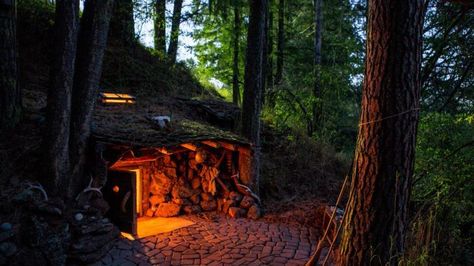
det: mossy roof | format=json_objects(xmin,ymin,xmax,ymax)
[{"xmin": 92, "ymin": 104, "xmax": 248, "ymax": 148}]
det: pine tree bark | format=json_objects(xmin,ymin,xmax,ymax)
[
  {"xmin": 232, "ymin": 3, "xmax": 241, "ymax": 105},
  {"xmin": 42, "ymin": 0, "xmax": 79, "ymax": 195},
  {"xmin": 261, "ymin": 2, "xmax": 270, "ymax": 105},
  {"xmin": 154, "ymin": 0, "xmax": 166, "ymax": 56},
  {"xmin": 266, "ymin": 9, "xmax": 274, "ymax": 96},
  {"xmin": 0, "ymin": 0, "xmax": 21, "ymax": 131},
  {"xmin": 69, "ymin": 0, "xmax": 114, "ymax": 198},
  {"xmin": 311, "ymin": 0, "xmax": 322, "ymax": 136},
  {"xmin": 168, "ymin": 0, "xmax": 183, "ymax": 64},
  {"xmin": 275, "ymin": 0, "xmax": 284, "ymax": 84},
  {"xmin": 109, "ymin": 0, "xmax": 134, "ymax": 46},
  {"xmin": 241, "ymin": 0, "xmax": 267, "ymax": 194},
  {"xmin": 338, "ymin": 0, "xmax": 424, "ymax": 264}
]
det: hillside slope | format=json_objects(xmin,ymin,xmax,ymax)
[
  {"xmin": 17, "ymin": 0, "xmax": 207, "ymax": 100},
  {"xmin": 10, "ymin": 0, "xmax": 348, "ymax": 228}
]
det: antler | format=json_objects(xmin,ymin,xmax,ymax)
[
  {"xmin": 75, "ymin": 176, "xmax": 103, "ymax": 201},
  {"xmin": 25, "ymin": 182, "xmax": 48, "ymax": 201}
]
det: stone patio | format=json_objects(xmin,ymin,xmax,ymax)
[{"xmin": 94, "ymin": 214, "xmax": 319, "ymax": 265}]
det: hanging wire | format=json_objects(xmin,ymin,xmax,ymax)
[{"xmin": 358, "ymin": 108, "xmax": 420, "ymax": 127}]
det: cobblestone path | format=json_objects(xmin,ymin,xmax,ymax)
[{"xmin": 95, "ymin": 214, "xmax": 318, "ymax": 266}]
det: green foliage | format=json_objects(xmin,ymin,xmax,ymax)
[
  {"xmin": 404, "ymin": 112, "xmax": 474, "ymax": 264},
  {"xmin": 421, "ymin": 1, "xmax": 474, "ymax": 113},
  {"xmin": 264, "ymin": 0, "xmax": 363, "ymax": 151},
  {"xmin": 191, "ymin": 0, "xmax": 363, "ymax": 152},
  {"xmin": 191, "ymin": 1, "xmax": 247, "ymax": 100}
]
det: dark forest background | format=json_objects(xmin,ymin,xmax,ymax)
[{"xmin": 0, "ymin": 0, "xmax": 472, "ymax": 264}]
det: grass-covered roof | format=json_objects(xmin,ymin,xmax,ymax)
[{"xmin": 92, "ymin": 104, "xmax": 248, "ymax": 148}]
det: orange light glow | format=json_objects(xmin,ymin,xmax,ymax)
[
  {"xmin": 130, "ymin": 169, "xmax": 142, "ymax": 215},
  {"xmin": 135, "ymin": 217, "xmax": 195, "ymax": 238},
  {"xmin": 99, "ymin": 92, "xmax": 136, "ymax": 105},
  {"xmin": 102, "ymin": 92, "xmax": 135, "ymax": 99},
  {"xmin": 102, "ymin": 99, "xmax": 135, "ymax": 104}
]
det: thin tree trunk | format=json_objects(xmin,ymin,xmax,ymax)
[
  {"xmin": 311, "ymin": 0, "xmax": 322, "ymax": 136},
  {"xmin": 0, "ymin": 0, "xmax": 21, "ymax": 131},
  {"xmin": 154, "ymin": 0, "xmax": 167, "ymax": 56},
  {"xmin": 69, "ymin": 0, "xmax": 114, "ymax": 198},
  {"xmin": 232, "ymin": 3, "xmax": 241, "ymax": 105},
  {"xmin": 338, "ymin": 0, "xmax": 424, "ymax": 264},
  {"xmin": 168, "ymin": 0, "xmax": 184, "ymax": 64},
  {"xmin": 42, "ymin": 0, "xmax": 79, "ymax": 195},
  {"xmin": 275, "ymin": 0, "xmax": 284, "ymax": 84},
  {"xmin": 267, "ymin": 9, "xmax": 274, "ymax": 96},
  {"xmin": 241, "ymin": 0, "xmax": 267, "ymax": 195},
  {"xmin": 109, "ymin": 0, "xmax": 134, "ymax": 46},
  {"xmin": 261, "ymin": 2, "xmax": 269, "ymax": 104}
]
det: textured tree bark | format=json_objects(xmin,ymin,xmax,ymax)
[
  {"xmin": 261, "ymin": 2, "xmax": 268, "ymax": 104},
  {"xmin": 266, "ymin": 9, "xmax": 274, "ymax": 97},
  {"xmin": 69, "ymin": 0, "xmax": 114, "ymax": 198},
  {"xmin": 109, "ymin": 0, "xmax": 134, "ymax": 46},
  {"xmin": 168, "ymin": 0, "xmax": 183, "ymax": 64},
  {"xmin": 311, "ymin": 0, "xmax": 322, "ymax": 136},
  {"xmin": 232, "ymin": 3, "xmax": 241, "ymax": 106},
  {"xmin": 42, "ymin": 0, "xmax": 79, "ymax": 196},
  {"xmin": 338, "ymin": 0, "xmax": 424, "ymax": 264},
  {"xmin": 275, "ymin": 0, "xmax": 284, "ymax": 84},
  {"xmin": 0, "ymin": 0, "xmax": 21, "ymax": 131},
  {"xmin": 241, "ymin": 0, "xmax": 267, "ymax": 195},
  {"xmin": 154, "ymin": 0, "xmax": 167, "ymax": 56}
]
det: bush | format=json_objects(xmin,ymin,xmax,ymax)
[{"xmin": 404, "ymin": 113, "xmax": 474, "ymax": 265}]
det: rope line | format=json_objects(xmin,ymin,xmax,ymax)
[
  {"xmin": 321, "ymin": 171, "xmax": 356, "ymax": 266},
  {"xmin": 305, "ymin": 173, "xmax": 350, "ymax": 266},
  {"xmin": 358, "ymin": 108, "xmax": 420, "ymax": 127}
]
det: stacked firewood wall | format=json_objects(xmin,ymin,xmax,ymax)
[{"xmin": 139, "ymin": 148, "xmax": 261, "ymax": 219}]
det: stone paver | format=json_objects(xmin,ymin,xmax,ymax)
[{"xmin": 98, "ymin": 214, "xmax": 318, "ymax": 266}]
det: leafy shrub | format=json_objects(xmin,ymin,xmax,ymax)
[{"xmin": 404, "ymin": 113, "xmax": 474, "ymax": 265}]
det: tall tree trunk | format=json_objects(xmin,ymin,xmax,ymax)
[
  {"xmin": 232, "ymin": 3, "xmax": 241, "ymax": 105},
  {"xmin": 69, "ymin": 0, "xmax": 114, "ymax": 198},
  {"xmin": 154, "ymin": 0, "xmax": 166, "ymax": 56},
  {"xmin": 42, "ymin": 0, "xmax": 79, "ymax": 195},
  {"xmin": 0, "ymin": 0, "xmax": 21, "ymax": 131},
  {"xmin": 311, "ymin": 0, "xmax": 322, "ymax": 136},
  {"xmin": 109, "ymin": 0, "xmax": 134, "ymax": 46},
  {"xmin": 338, "ymin": 0, "xmax": 424, "ymax": 264},
  {"xmin": 275, "ymin": 0, "xmax": 284, "ymax": 84},
  {"xmin": 266, "ymin": 9, "xmax": 274, "ymax": 97},
  {"xmin": 168, "ymin": 0, "xmax": 183, "ymax": 64},
  {"xmin": 241, "ymin": 0, "xmax": 267, "ymax": 195},
  {"xmin": 261, "ymin": 2, "xmax": 268, "ymax": 104}
]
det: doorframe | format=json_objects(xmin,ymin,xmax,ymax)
[{"xmin": 108, "ymin": 167, "xmax": 140, "ymax": 236}]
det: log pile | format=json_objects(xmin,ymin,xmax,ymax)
[{"xmin": 139, "ymin": 147, "xmax": 261, "ymax": 219}]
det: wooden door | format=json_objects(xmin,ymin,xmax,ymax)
[{"xmin": 103, "ymin": 170, "xmax": 136, "ymax": 234}]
